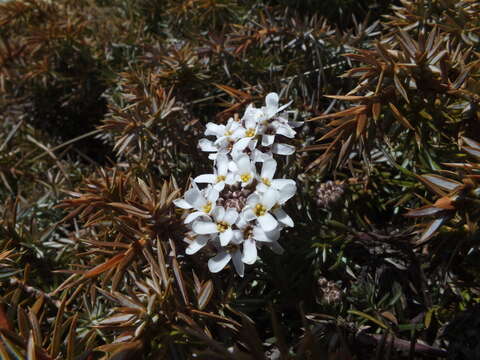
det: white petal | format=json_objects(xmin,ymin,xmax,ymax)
[
  {"xmin": 220, "ymin": 228, "xmax": 233, "ymax": 246},
  {"xmin": 185, "ymin": 236, "xmax": 209, "ymax": 255},
  {"xmin": 242, "ymin": 104, "xmax": 259, "ymax": 120},
  {"xmin": 265, "ymin": 93, "xmax": 279, "ymax": 117},
  {"xmin": 236, "ymin": 155, "xmax": 251, "ymax": 173},
  {"xmin": 242, "ymin": 239, "xmax": 257, "ymax": 264},
  {"xmin": 208, "ymin": 251, "xmax": 231, "ymax": 273},
  {"xmin": 262, "ymin": 134, "xmax": 276, "ymax": 147},
  {"xmin": 194, "ymin": 174, "xmax": 216, "ymax": 184},
  {"xmin": 205, "ymin": 123, "xmax": 225, "ymax": 137},
  {"xmin": 272, "ymin": 143, "xmax": 295, "ymax": 155},
  {"xmin": 265, "ymin": 227, "xmax": 281, "ymax": 241},
  {"xmin": 276, "ymin": 124, "xmax": 296, "ymax": 138},
  {"xmin": 213, "ymin": 136, "xmax": 229, "ymax": 147},
  {"xmin": 276, "ymin": 182, "xmax": 297, "ymax": 204},
  {"xmin": 253, "ymin": 226, "xmax": 279, "ymax": 242},
  {"xmin": 173, "ymin": 198, "xmax": 192, "ymax": 209},
  {"xmin": 216, "ymin": 154, "xmax": 229, "ymax": 175},
  {"xmin": 232, "ymin": 229, "xmax": 244, "ymax": 244},
  {"xmin": 185, "ymin": 188, "xmax": 207, "ymax": 210},
  {"xmin": 212, "ymin": 206, "xmax": 225, "ymax": 222},
  {"xmin": 232, "ymin": 126, "xmax": 246, "ymax": 139},
  {"xmin": 213, "ymin": 182, "xmax": 225, "ymax": 191},
  {"xmin": 206, "ymin": 188, "xmax": 220, "ymax": 203},
  {"xmin": 224, "ymin": 208, "xmax": 238, "ymax": 225},
  {"xmin": 231, "ymin": 137, "xmax": 251, "ymax": 156},
  {"xmin": 225, "ymin": 173, "xmax": 236, "ymax": 185},
  {"xmin": 235, "ymin": 214, "xmax": 249, "ymax": 229},
  {"xmin": 184, "ymin": 211, "xmax": 208, "ymax": 224},
  {"xmin": 198, "ymin": 138, "xmax": 218, "ymax": 152},
  {"xmin": 262, "ymin": 187, "xmax": 278, "ymax": 210},
  {"xmin": 261, "ymin": 159, "xmax": 277, "ymax": 180},
  {"xmin": 229, "ymin": 121, "xmax": 242, "ymax": 133},
  {"xmin": 271, "ymin": 179, "xmax": 296, "ymax": 190},
  {"xmin": 231, "ymin": 250, "xmax": 244, "ymax": 277},
  {"xmin": 243, "ymin": 208, "xmax": 256, "ymax": 222},
  {"xmin": 256, "ymin": 183, "xmax": 269, "ymax": 193},
  {"xmin": 246, "ymin": 193, "xmax": 260, "ymax": 206},
  {"xmin": 257, "ymin": 212, "xmax": 278, "ymax": 232},
  {"xmin": 192, "ymin": 221, "xmax": 218, "ymax": 234},
  {"xmin": 273, "ymin": 208, "xmax": 294, "ymax": 227},
  {"xmin": 244, "ymin": 115, "xmax": 259, "ymax": 129}
]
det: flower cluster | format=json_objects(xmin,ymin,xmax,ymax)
[
  {"xmin": 316, "ymin": 277, "xmax": 342, "ymax": 304},
  {"xmin": 174, "ymin": 93, "xmax": 302, "ymax": 276},
  {"xmin": 316, "ymin": 180, "xmax": 345, "ymax": 209}
]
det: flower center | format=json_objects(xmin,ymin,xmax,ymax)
[
  {"xmin": 261, "ymin": 177, "xmax": 271, "ymax": 186},
  {"xmin": 202, "ymin": 202, "xmax": 212, "ymax": 214},
  {"xmin": 240, "ymin": 173, "xmax": 252, "ymax": 183},
  {"xmin": 216, "ymin": 221, "xmax": 229, "ymax": 233},
  {"xmin": 245, "ymin": 128, "xmax": 255, "ymax": 137},
  {"xmin": 254, "ymin": 204, "xmax": 267, "ymax": 217},
  {"xmin": 224, "ymin": 130, "xmax": 233, "ymax": 136},
  {"xmin": 216, "ymin": 175, "xmax": 226, "ymax": 183}
]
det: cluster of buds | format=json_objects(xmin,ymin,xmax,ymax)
[
  {"xmin": 174, "ymin": 93, "xmax": 302, "ymax": 276},
  {"xmin": 316, "ymin": 277, "xmax": 342, "ymax": 304},
  {"xmin": 316, "ymin": 180, "xmax": 345, "ymax": 209}
]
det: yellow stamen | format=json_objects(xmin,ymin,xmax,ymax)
[
  {"xmin": 202, "ymin": 202, "xmax": 212, "ymax": 214},
  {"xmin": 261, "ymin": 177, "xmax": 271, "ymax": 186},
  {"xmin": 254, "ymin": 204, "xmax": 267, "ymax": 217},
  {"xmin": 216, "ymin": 221, "xmax": 229, "ymax": 233},
  {"xmin": 224, "ymin": 130, "xmax": 233, "ymax": 136},
  {"xmin": 245, "ymin": 128, "xmax": 255, "ymax": 137},
  {"xmin": 240, "ymin": 173, "xmax": 252, "ymax": 183},
  {"xmin": 216, "ymin": 175, "xmax": 226, "ymax": 183}
]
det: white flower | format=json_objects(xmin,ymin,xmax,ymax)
[
  {"xmin": 199, "ymin": 118, "xmax": 245, "ymax": 160},
  {"xmin": 173, "ymin": 186, "xmax": 219, "ymax": 224},
  {"xmin": 233, "ymin": 155, "xmax": 256, "ymax": 187},
  {"xmin": 234, "ymin": 214, "xmax": 282, "ymax": 265},
  {"xmin": 213, "ymin": 118, "xmax": 244, "ymax": 144},
  {"xmin": 271, "ymin": 181, "xmax": 297, "ymax": 227},
  {"xmin": 194, "ymin": 154, "xmax": 234, "ymax": 191},
  {"xmin": 243, "ymin": 188, "xmax": 279, "ymax": 232},
  {"xmin": 240, "ymin": 104, "xmax": 263, "ymax": 138},
  {"xmin": 208, "ymin": 237, "xmax": 244, "ymax": 277},
  {"xmin": 259, "ymin": 92, "xmax": 292, "ymax": 121},
  {"xmin": 261, "ymin": 117, "xmax": 297, "ymax": 147},
  {"xmin": 192, "ymin": 206, "xmax": 239, "ymax": 246},
  {"xmin": 256, "ymin": 158, "xmax": 297, "ymax": 194}
]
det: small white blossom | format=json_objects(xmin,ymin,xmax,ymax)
[
  {"xmin": 194, "ymin": 154, "xmax": 234, "ymax": 191},
  {"xmin": 243, "ymin": 188, "xmax": 279, "ymax": 232},
  {"xmin": 208, "ymin": 238, "xmax": 244, "ymax": 277},
  {"xmin": 173, "ymin": 186, "xmax": 219, "ymax": 224},
  {"xmin": 192, "ymin": 206, "xmax": 239, "ymax": 246},
  {"xmin": 233, "ymin": 155, "xmax": 256, "ymax": 187}
]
